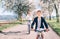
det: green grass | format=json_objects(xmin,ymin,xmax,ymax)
[
  {"xmin": 47, "ymin": 20, "xmax": 60, "ymax": 36},
  {"xmin": 0, "ymin": 24, "xmax": 17, "ymax": 31},
  {"xmin": 0, "ymin": 20, "xmax": 27, "ymax": 31},
  {"xmin": 12, "ymin": 20, "xmax": 27, "ymax": 24}
]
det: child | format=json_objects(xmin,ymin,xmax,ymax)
[
  {"xmin": 26, "ymin": 10, "xmax": 32, "ymax": 34},
  {"xmin": 31, "ymin": 10, "xmax": 49, "ymax": 39}
]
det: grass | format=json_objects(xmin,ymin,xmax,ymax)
[
  {"xmin": 12, "ymin": 20, "xmax": 27, "ymax": 24},
  {"xmin": 0, "ymin": 24, "xmax": 17, "ymax": 31},
  {"xmin": 0, "ymin": 20, "xmax": 27, "ymax": 31},
  {"xmin": 47, "ymin": 20, "xmax": 60, "ymax": 36}
]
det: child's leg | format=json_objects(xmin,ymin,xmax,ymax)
[
  {"xmin": 41, "ymin": 32, "xmax": 44, "ymax": 39},
  {"xmin": 36, "ymin": 34, "xmax": 40, "ymax": 39},
  {"xmin": 27, "ymin": 21, "xmax": 31, "ymax": 34},
  {"xmin": 28, "ymin": 24, "xmax": 30, "ymax": 34},
  {"xmin": 36, "ymin": 32, "xmax": 40, "ymax": 39}
]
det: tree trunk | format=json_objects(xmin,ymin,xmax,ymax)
[
  {"xmin": 49, "ymin": 13, "xmax": 51, "ymax": 20},
  {"xmin": 54, "ymin": 4, "xmax": 59, "ymax": 23},
  {"xmin": 49, "ymin": 15, "xmax": 51, "ymax": 20}
]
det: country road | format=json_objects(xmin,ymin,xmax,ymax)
[{"xmin": 0, "ymin": 24, "xmax": 60, "ymax": 39}]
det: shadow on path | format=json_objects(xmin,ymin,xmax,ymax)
[{"xmin": 0, "ymin": 31, "xmax": 29, "ymax": 35}]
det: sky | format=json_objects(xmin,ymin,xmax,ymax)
[{"xmin": 0, "ymin": 7, "xmax": 16, "ymax": 15}]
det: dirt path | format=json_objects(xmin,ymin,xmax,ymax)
[{"xmin": 0, "ymin": 24, "xmax": 60, "ymax": 39}]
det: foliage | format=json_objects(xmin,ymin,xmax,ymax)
[
  {"xmin": 41, "ymin": 0, "xmax": 60, "ymax": 22},
  {"xmin": 1, "ymin": 0, "xmax": 31, "ymax": 18}
]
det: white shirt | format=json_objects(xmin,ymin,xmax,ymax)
[
  {"xmin": 26, "ymin": 14, "xmax": 33, "ymax": 24},
  {"xmin": 37, "ymin": 18, "xmax": 41, "ymax": 30},
  {"xmin": 26, "ymin": 15, "xmax": 32, "ymax": 20}
]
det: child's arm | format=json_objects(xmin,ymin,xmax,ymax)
[
  {"xmin": 42, "ymin": 17, "xmax": 49, "ymax": 32},
  {"xmin": 31, "ymin": 18, "xmax": 35, "ymax": 29},
  {"xmin": 42, "ymin": 17, "xmax": 48, "ymax": 29}
]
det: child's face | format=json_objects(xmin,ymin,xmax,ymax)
[
  {"xmin": 37, "ymin": 12, "xmax": 42, "ymax": 17},
  {"xmin": 28, "ymin": 12, "xmax": 31, "ymax": 15},
  {"xmin": 28, "ymin": 11, "xmax": 31, "ymax": 15}
]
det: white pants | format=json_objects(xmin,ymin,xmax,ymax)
[{"xmin": 36, "ymin": 28, "xmax": 44, "ymax": 36}]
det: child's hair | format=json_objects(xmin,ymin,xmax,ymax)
[
  {"xmin": 27, "ymin": 9, "xmax": 30, "ymax": 14},
  {"xmin": 37, "ymin": 10, "xmax": 41, "ymax": 13}
]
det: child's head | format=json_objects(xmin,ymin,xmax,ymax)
[
  {"xmin": 36, "ymin": 10, "xmax": 42, "ymax": 17},
  {"xmin": 27, "ymin": 10, "xmax": 31, "ymax": 15}
]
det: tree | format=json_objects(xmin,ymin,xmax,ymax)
[
  {"xmin": 40, "ymin": 0, "xmax": 53, "ymax": 20},
  {"xmin": 1, "ymin": 0, "xmax": 31, "ymax": 19},
  {"xmin": 54, "ymin": 4, "xmax": 59, "ymax": 22},
  {"xmin": 48, "ymin": 2, "xmax": 53, "ymax": 20},
  {"xmin": 52, "ymin": 0, "xmax": 60, "ymax": 23},
  {"xmin": 40, "ymin": 0, "xmax": 59, "ymax": 22},
  {"xmin": 48, "ymin": 0, "xmax": 59, "ymax": 22}
]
